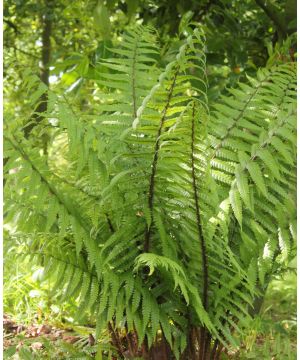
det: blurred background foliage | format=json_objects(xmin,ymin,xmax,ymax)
[
  {"xmin": 4, "ymin": 0, "xmax": 297, "ymax": 114},
  {"xmin": 4, "ymin": 0, "xmax": 297, "ymax": 358}
]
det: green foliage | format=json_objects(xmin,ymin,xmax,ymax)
[
  {"xmin": 234, "ymin": 270, "xmax": 296, "ymax": 359},
  {"xmin": 4, "ymin": 23, "xmax": 296, "ymax": 359}
]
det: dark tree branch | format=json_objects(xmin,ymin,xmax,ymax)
[
  {"xmin": 4, "ymin": 19, "xmax": 20, "ymax": 34},
  {"xmin": 40, "ymin": 10, "xmax": 52, "ymax": 87},
  {"xmin": 254, "ymin": 0, "xmax": 287, "ymax": 38},
  {"xmin": 24, "ymin": 0, "xmax": 53, "ymax": 140},
  {"xmin": 196, "ymin": 0, "xmax": 217, "ymax": 22},
  {"xmin": 9, "ymin": 45, "xmax": 40, "ymax": 60}
]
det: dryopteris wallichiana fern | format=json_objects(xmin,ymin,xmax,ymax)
[{"xmin": 4, "ymin": 25, "xmax": 296, "ymax": 359}]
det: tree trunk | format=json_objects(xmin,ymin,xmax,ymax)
[{"xmin": 24, "ymin": 0, "xmax": 53, "ymax": 146}]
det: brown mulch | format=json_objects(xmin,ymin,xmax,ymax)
[{"xmin": 3, "ymin": 313, "xmax": 85, "ymax": 351}]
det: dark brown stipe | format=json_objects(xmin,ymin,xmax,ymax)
[
  {"xmin": 143, "ymin": 68, "xmax": 179, "ymax": 253},
  {"xmin": 190, "ymin": 103, "xmax": 209, "ymax": 311},
  {"xmin": 190, "ymin": 103, "xmax": 210, "ymax": 360},
  {"xmin": 108, "ymin": 321, "xmax": 124, "ymax": 358},
  {"xmin": 105, "ymin": 213, "xmax": 115, "ymax": 233}
]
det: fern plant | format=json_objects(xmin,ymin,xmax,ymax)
[{"xmin": 4, "ymin": 24, "xmax": 296, "ymax": 359}]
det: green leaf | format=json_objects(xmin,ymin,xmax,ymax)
[
  {"xmin": 94, "ymin": 1, "xmax": 111, "ymax": 39},
  {"xmin": 271, "ymin": 136, "xmax": 293, "ymax": 164},
  {"xmin": 256, "ymin": 148, "xmax": 280, "ymax": 179},
  {"xmin": 278, "ymin": 227, "xmax": 291, "ymax": 262},
  {"xmin": 238, "ymin": 151, "xmax": 250, "ymax": 168},
  {"xmin": 229, "ymin": 186, "xmax": 243, "ymax": 227},
  {"xmin": 235, "ymin": 166, "xmax": 252, "ymax": 211},
  {"xmin": 132, "ymin": 289, "xmax": 141, "ymax": 313},
  {"xmin": 247, "ymin": 161, "xmax": 268, "ymax": 197},
  {"xmin": 45, "ymin": 197, "xmax": 58, "ymax": 231},
  {"xmin": 142, "ymin": 291, "xmax": 151, "ymax": 329}
]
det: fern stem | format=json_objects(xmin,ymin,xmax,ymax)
[
  {"xmin": 250, "ymin": 88, "xmax": 295, "ymax": 163},
  {"xmin": 203, "ymin": 332, "xmax": 212, "ymax": 359},
  {"xmin": 190, "ymin": 104, "xmax": 209, "ymax": 310},
  {"xmin": 108, "ymin": 321, "xmax": 125, "ymax": 358},
  {"xmin": 5, "ymin": 136, "xmax": 91, "ymax": 239},
  {"xmin": 144, "ymin": 68, "xmax": 179, "ymax": 252},
  {"xmin": 105, "ymin": 213, "xmax": 115, "ymax": 233},
  {"xmin": 32, "ymin": 251, "xmax": 95, "ymax": 278},
  {"xmin": 50, "ymin": 171, "xmax": 116, "ymax": 234},
  {"xmin": 52, "ymin": 172, "xmax": 100, "ymax": 199},
  {"xmin": 190, "ymin": 103, "xmax": 210, "ymax": 360},
  {"xmin": 211, "ymin": 70, "xmax": 274, "ymax": 159},
  {"xmin": 124, "ymin": 323, "xmax": 135, "ymax": 357},
  {"xmin": 131, "ymin": 35, "xmax": 138, "ymax": 119},
  {"xmin": 210, "ymin": 339, "xmax": 223, "ymax": 360},
  {"xmin": 210, "ymin": 339, "xmax": 218, "ymax": 359}
]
